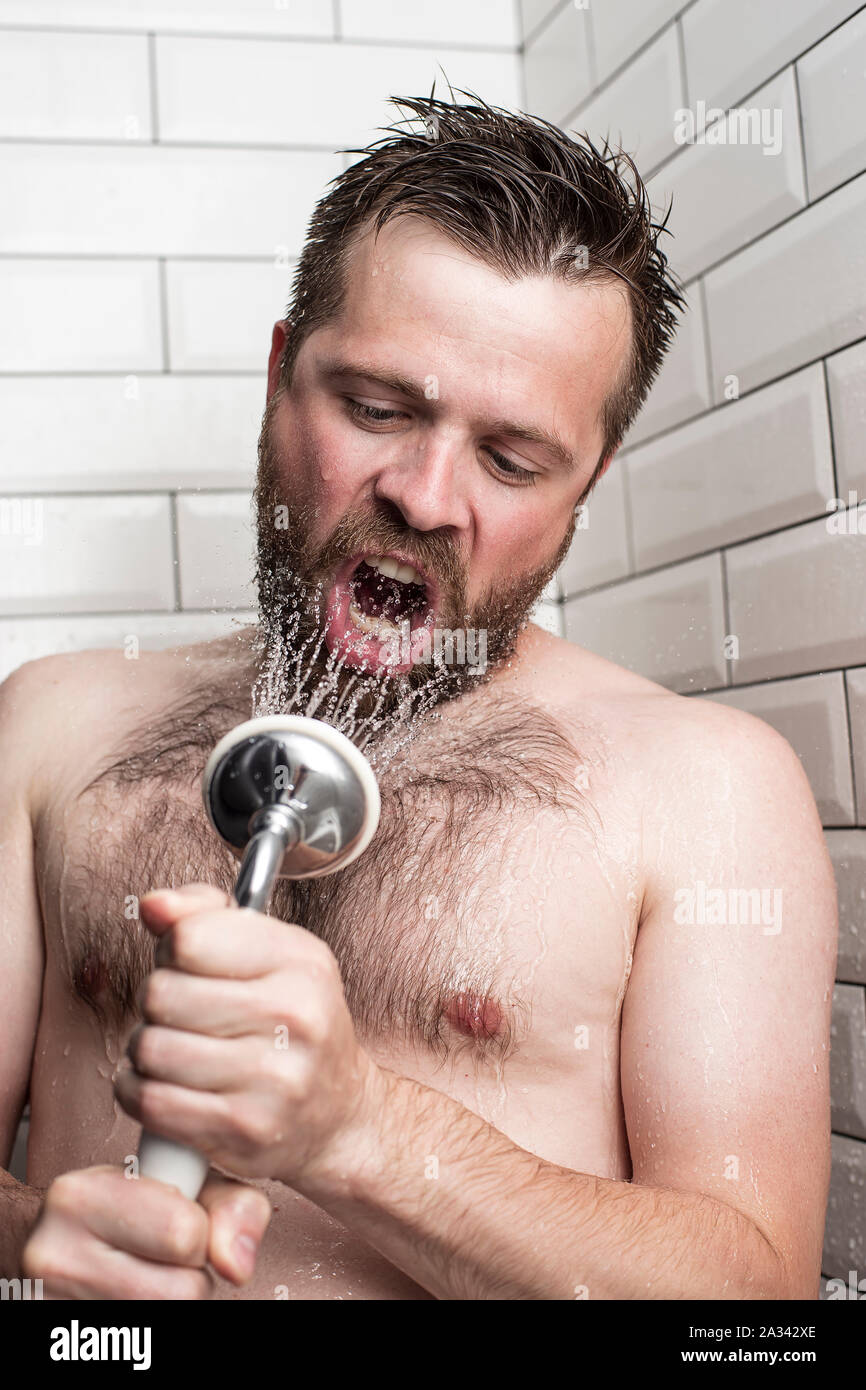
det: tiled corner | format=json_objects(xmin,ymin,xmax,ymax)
[
  {"xmin": 831, "ymin": 985, "xmax": 866, "ymax": 1139},
  {"xmin": 708, "ymin": 673, "xmax": 855, "ymax": 825},
  {"xmin": 571, "ymin": 25, "xmax": 682, "ymax": 175},
  {"xmin": 798, "ymin": 7, "xmax": 866, "ymax": 201},
  {"xmin": 681, "ymin": 0, "xmax": 863, "ymax": 113},
  {"xmin": 826, "ymin": 337, "xmax": 866, "ymax": 500},
  {"xmin": 726, "ymin": 516, "xmax": 866, "ymax": 683},
  {"xmin": 823, "ymin": 1132, "xmax": 866, "ymax": 1277},
  {"xmin": 847, "ymin": 667, "xmax": 866, "ymax": 826},
  {"xmin": 650, "ymin": 68, "xmax": 806, "ymax": 284},
  {"xmin": 704, "ymin": 172, "xmax": 866, "ymax": 400},
  {"xmin": 563, "ymin": 552, "xmax": 726, "ymax": 692},
  {"xmin": 628, "ymin": 364, "xmax": 833, "ymax": 569},
  {"xmin": 559, "ymin": 459, "xmax": 631, "ymax": 596},
  {"xmin": 621, "ymin": 293, "xmax": 711, "ymax": 448},
  {"xmin": 825, "ymin": 831, "xmax": 866, "ymax": 985},
  {"xmin": 523, "ymin": 0, "xmax": 594, "ymax": 123}
]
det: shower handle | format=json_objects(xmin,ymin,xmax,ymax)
[{"xmin": 136, "ymin": 807, "xmax": 301, "ymax": 1200}]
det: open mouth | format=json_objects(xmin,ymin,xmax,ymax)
[{"xmin": 324, "ymin": 553, "xmax": 438, "ymax": 673}]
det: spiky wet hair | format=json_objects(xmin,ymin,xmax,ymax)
[{"xmin": 279, "ymin": 87, "xmax": 685, "ymax": 493}]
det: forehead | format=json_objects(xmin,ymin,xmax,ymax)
[{"xmin": 331, "ymin": 215, "xmax": 632, "ymax": 430}]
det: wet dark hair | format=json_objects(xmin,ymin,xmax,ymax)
[{"xmin": 280, "ymin": 87, "xmax": 685, "ymax": 495}]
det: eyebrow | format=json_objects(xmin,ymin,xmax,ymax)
[{"xmin": 318, "ymin": 355, "xmax": 578, "ymax": 474}]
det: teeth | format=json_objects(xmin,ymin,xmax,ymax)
[
  {"xmin": 348, "ymin": 599, "xmax": 400, "ymax": 637},
  {"xmin": 365, "ymin": 555, "xmax": 423, "ymax": 586}
]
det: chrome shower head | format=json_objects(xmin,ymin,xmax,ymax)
[{"xmin": 202, "ymin": 715, "xmax": 381, "ymax": 900}]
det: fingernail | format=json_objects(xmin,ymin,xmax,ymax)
[{"xmin": 233, "ymin": 1233, "xmax": 259, "ymax": 1280}]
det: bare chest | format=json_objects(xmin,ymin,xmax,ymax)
[{"xmin": 37, "ymin": 702, "xmax": 638, "ymax": 1073}]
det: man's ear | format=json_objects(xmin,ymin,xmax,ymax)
[
  {"xmin": 594, "ymin": 449, "xmax": 617, "ymax": 485},
  {"xmin": 267, "ymin": 320, "xmax": 290, "ymax": 402}
]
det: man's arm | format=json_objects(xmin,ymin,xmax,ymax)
[
  {"xmin": 0, "ymin": 662, "xmax": 50, "ymax": 1273},
  {"xmin": 291, "ymin": 705, "xmax": 835, "ymax": 1300}
]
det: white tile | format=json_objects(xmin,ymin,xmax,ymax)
[
  {"xmin": 572, "ymin": 26, "xmax": 682, "ymax": 174},
  {"xmin": 628, "ymin": 365, "xmax": 834, "ymax": 568},
  {"xmin": 0, "ymin": 1, "xmax": 333, "ymax": 36},
  {"xmin": 0, "ymin": 375, "xmax": 263, "ymax": 492},
  {"xmin": 799, "ymin": 9, "xmax": 866, "ymax": 201},
  {"xmin": 830, "ymin": 985, "xmax": 866, "ymax": 1140},
  {"xmin": 727, "ymin": 516, "xmax": 866, "ymax": 683},
  {"xmin": 825, "ymin": 831, "xmax": 866, "ymax": 984},
  {"xmin": 155, "ymin": 36, "xmax": 521, "ymax": 149},
  {"xmin": 559, "ymin": 460, "xmax": 630, "ymax": 595},
  {"xmin": 651, "ymin": 69, "xmax": 806, "ymax": 282},
  {"xmin": 563, "ymin": 553, "xmax": 725, "ymax": 692},
  {"xmin": 523, "ymin": 0, "xmax": 594, "ymax": 123},
  {"xmin": 824, "ymin": 1134, "xmax": 866, "ymax": 1276},
  {"xmin": 826, "ymin": 337, "xmax": 866, "ymax": 499},
  {"xmin": 176, "ymin": 492, "xmax": 255, "ymax": 609},
  {"xmin": 682, "ymin": 0, "xmax": 863, "ymax": 112},
  {"xmin": 0, "ymin": 612, "xmax": 256, "ymax": 683},
  {"xmin": 847, "ymin": 667, "xmax": 866, "ymax": 826},
  {"xmin": 0, "ymin": 496, "xmax": 175, "ymax": 615},
  {"xmin": 0, "ymin": 260, "xmax": 162, "ymax": 372},
  {"xmin": 530, "ymin": 600, "xmax": 564, "ymax": 637},
  {"xmin": 0, "ymin": 144, "xmax": 341, "ymax": 257},
  {"xmin": 592, "ymin": 0, "xmax": 684, "ymax": 84},
  {"xmin": 622, "ymin": 291, "xmax": 711, "ymax": 447},
  {"xmin": 707, "ymin": 673, "xmax": 855, "ymax": 825},
  {"xmin": 341, "ymin": 0, "xmax": 519, "ymax": 45},
  {"xmin": 519, "ymin": 0, "xmax": 560, "ymax": 43},
  {"xmin": 704, "ymin": 173, "xmax": 866, "ymax": 400},
  {"xmin": 0, "ymin": 31, "xmax": 151, "ymax": 141},
  {"xmin": 165, "ymin": 260, "xmax": 293, "ymax": 371}
]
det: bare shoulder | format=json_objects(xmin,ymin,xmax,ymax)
[
  {"xmin": 0, "ymin": 627, "xmax": 256, "ymax": 811},
  {"xmin": 519, "ymin": 625, "xmax": 825, "ymax": 831}
]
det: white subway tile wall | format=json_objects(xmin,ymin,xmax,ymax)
[
  {"xmin": 524, "ymin": 0, "xmax": 866, "ymax": 1282},
  {"xmin": 1, "ymin": 0, "xmax": 863, "ymax": 1282}
]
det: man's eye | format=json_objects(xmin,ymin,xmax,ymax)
[
  {"xmin": 484, "ymin": 448, "xmax": 538, "ymax": 486},
  {"xmin": 346, "ymin": 399, "xmax": 403, "ymax": 424}
]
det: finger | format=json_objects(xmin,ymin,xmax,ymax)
[
  {"xmin": 139, "ymin": 969, "xmax": 276, "ymax": 1037},
  {"xmin": 114, "ymin": 1066, "xmax": 235, "ymax": 1154},
  {"xmin": 140, "ymin": 884, "xmax": 232, "ymax": 936},
  {"xmin": 31, "ymin": 1229, "xmax": 212, "ymax": 1302},
  {"xmin": 197, "ymin": 1174, "xmax": 273, "ymax": 1286},
  {"xmin": 40, "ymin": 1166, "xmax": 211, "ymax": 1267},
  {"xmin": 157, "ymin": 910, "xmax": 334, "ymax": 980},
  {"xmin": 128, "ymin": 1024, "xmax": 263, "ymax": 1092}
]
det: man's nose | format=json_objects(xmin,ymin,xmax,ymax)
[{"xmin": 372, "ymin": 440, "xmax": 471, "ymax": 534}]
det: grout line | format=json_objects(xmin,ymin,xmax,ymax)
[
  {"xmin": 620, "ymin": 330, "xmax": 866, "ymax": 458},
  {"xmin": 619, "ymin": 455, "xmax": 636, "ymax": 575},
  {"xmin": 146, "ymin": 32, "xmax": 159, "ymax": 142},
  {"xmin": 168, "ymin": 492, "xmax": 182, "ymax": 611},
  {"xmin": 157, "ymin": 258, "xmax": 170, "ymax": 372},
  {"xmin": 696, "ymin": 276, "xmax": 715, "ymax": 405},
  {"xmin": 842, "ymin": 672, "xmax": 861, "ymax": 826},
  {"xmin": 791, "ymin": 58, "xmax": 811, "ymax": 204},
  {"xmin": 675, "ymin": 14, "xmax": 690, "ymax": 109},
  {"xmin": 0, "ymin": 487, "xmax": 254, "ymax": 499},
  {"xmin": 823, "ymin": 357, "xmax": 841, "ymax": 500},
  {"xmin": 719, "ymin": 549, "xmax": 733, "ymax": 687},
  {"xmin": 0, "ymin": 609, "xmax": 259, "ymax": 622},
  {"xmin": 0, "ymin": 21, "xmax": 517, "ymax": 53}
]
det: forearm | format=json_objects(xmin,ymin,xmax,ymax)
[
  {"xmin": 0, "ymin": 1169, "xmax": 44, "ymax": 1277},
  {"xmin": 297, "ymin": 1070, "xmax": 787, "ymax": 1301}
]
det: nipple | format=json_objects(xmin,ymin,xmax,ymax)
[{"xmin": 444, "ymin": 991, "xmax": 504, "ymax": 1041}]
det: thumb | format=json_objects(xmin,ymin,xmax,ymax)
[{"xmin": 198, "ymin": 1174, "xmax": 272, "ymax": 1286}]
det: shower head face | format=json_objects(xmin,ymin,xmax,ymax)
[{"xmin": 202, "ymin": 716, "xmax": 380, "ymax": 880}]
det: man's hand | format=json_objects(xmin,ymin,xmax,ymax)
[
  {"xmin": 114, "ymin": 884, "xmax": 379, "ymax": 1185},
  {"xmin": 21, "ymin": 1166, "xmax": 271, "ymax": 1299}
]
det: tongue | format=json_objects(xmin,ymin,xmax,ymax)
[{"xmin": 352, "ymin": 563, "xmax": 425, "ymax": 624}]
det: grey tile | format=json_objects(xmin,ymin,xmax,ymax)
[
  {"xmin": 826, "ymin": 831, "xmax": 866, "ymax": 985},
  {"xmin": 831, "ymin": 984, "xmax": 866, "ymax": 1139},
  {"xmin": 798, "ymin": 7, "xmax": 866, "ymax": 200}
]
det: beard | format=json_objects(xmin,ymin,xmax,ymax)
[{"xmin": 251, "ymin": 392, "xmax": 575, "ymax": 761}]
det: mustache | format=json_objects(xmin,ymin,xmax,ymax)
[{"xmin": 310, "ymin": 507, "xmax": 467, "ymax": 598}]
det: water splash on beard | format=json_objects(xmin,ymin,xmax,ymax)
[{"xmin": 250, "ymin": 395, "xmax": 575, "ymax": 774}]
